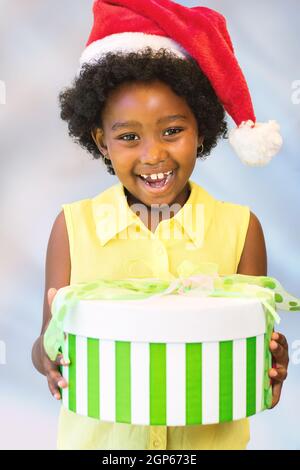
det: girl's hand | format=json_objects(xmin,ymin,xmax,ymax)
[
  {"xmin": 42, "ymin": 288, "xmax": 69, "ymax": 401},
  {"xmin": 269, "ymin": 331, "xmax": 289, "ymax": 408}
]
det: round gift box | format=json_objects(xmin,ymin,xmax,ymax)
[{"xmin": 60, "ymin": 294, "xmax": 274, "ymax": 425}]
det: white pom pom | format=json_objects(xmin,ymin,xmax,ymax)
[{"xmin": 229, "ymin": 120, "xmax": 283, "ymax": 166}]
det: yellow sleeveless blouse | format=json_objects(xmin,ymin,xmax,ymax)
[{"xmin": 57, "ymin": 179, "xmax": 251, "ymax": 450}]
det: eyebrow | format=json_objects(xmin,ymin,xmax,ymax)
[{"xmin": 111, "ymin": 114, "xmax": 188, "ymax": 131}]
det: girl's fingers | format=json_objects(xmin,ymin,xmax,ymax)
[
  {"xmin": 269, "ymin": 341, "xmax": 289, "ymax": 366},
  {"xmin": 269, "ymin": 365, "xmax": 288, "ymax": 409},
  {"xmin": 268, "ymin": 366, "xmax": 288, "ymax": 383},
  {"xmin": 271, "ymin": 332, "xmax": 289, "ymax": 350},
  {"xmin": 47, "ymin": 369, "xmax": 68, "ymax": 400},
  {"xmin": 47, "ymin": 373, "xmax": 62, "ymax": 400},
  {"xmin": 51, "ymin": 368, "xmax": 68, "ymax": 388},
  {"xmin": 59, "ymin": 358, "xmax": 70, "ymax": 366},
  {"xmin": 268, "ymin": 332, "xmax": 289, "ymax": 410},
  {"xmin": 55, "ymin": 354, "xmax": 70, "ymax": 367}
]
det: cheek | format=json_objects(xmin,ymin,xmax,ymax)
[
  {"xmin": 176, "ymin": 134, "xmax": 198, "ymax": 154},
  {"xmin": 110, "ymin": 155, "xmax": 135, "ymax": 177},
  {"xmin": 176, "ymin": 141, "xmax": 197, "ymax": 166}
]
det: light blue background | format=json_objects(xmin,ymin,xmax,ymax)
[{"xmin": 0, "ymin": 0, "xmax": 299, "ymax": 449}]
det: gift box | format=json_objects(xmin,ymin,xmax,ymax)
[{"xmin": 44, "ymin": 261, "xmax": 300, "ymax": 426}]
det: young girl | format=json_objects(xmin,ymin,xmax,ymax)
[{"xmin": 31, "ymin": 0, "xmax": 289, "ymax": 450}]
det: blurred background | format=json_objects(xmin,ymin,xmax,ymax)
[{"xmin": 0, "ymin": 0, "xmax": 299, "ymax": 450}]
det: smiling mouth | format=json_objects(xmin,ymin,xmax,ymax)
[{"xmin": 137, "ymin": 170, "xmax": 175, "ymax": 190}]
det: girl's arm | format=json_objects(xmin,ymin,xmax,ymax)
[
  {"xmin": 31, "ymin": 210, "xmax": 71, "ymax": 398},
  {"xmin": 237, "ymin": 211, "xmax": 289, "ymax": 409},
  {"xmin": 237, "ymin": 211, "xmax": 267, "ymax": 276}
]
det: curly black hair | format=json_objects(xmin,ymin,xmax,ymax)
[{"xmin": 59, "ymin": 47, "xmax": 228, "ymax": 175}]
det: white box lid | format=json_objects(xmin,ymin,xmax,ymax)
[{"xmin": 63, "ymin": 294, "xmax": 267, "ymax": 343}]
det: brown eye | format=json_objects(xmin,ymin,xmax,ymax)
[
  {"xmin": 119, "ymin": 134, "xmax": 138, "ymax": 141},
  {"xmin": 164, "ymin": 128, "xmax": 183, "ymax": 136}
]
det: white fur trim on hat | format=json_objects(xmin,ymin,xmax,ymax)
[
  {"xmin": 229, "ymin": 120, "xmax": 283, "ymax": 166},
  {"xmin": 79, "ymin": 32, "xmax": 190, "ymax": 69}
]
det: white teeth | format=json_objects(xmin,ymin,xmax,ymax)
[{"xmin": 140, "ymin": 170, "xmax": 173, "ymax": 180}]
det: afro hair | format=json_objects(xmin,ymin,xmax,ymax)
[{"xmin": 59, "ymin": 47, "xmax": 228, "ymax": 175}]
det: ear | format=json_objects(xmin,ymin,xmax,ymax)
[
  {"xmin": 198, "ymin": 135, "xmax": 204, "ymax": 147},
  {"xmin": 91, "ymin": 128, "xmax": 109, "ymax": 157}
]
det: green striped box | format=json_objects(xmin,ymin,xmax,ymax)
[{"xmin": 61, "ymin": 295, "xmax": 274, "ymax": 425}]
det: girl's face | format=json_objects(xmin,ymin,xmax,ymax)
[{"xmin": 92, "ymin": 79, "xmax": 203, "ymax": 209}]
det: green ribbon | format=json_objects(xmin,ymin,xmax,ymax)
[{"xmin": 43, "ymin": 261, "xmax": 300, "ymax": 361}]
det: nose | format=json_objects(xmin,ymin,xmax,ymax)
[{"xmin": 139, "ymin": 142, "xmax": 168, "ymax": 166}]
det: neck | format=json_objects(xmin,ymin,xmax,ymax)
[
  {"xmin": 124, "ymin": 182, "xmax": 191, "ymax": 233},
  {"xmin": 125, "ymin": 182, "xmax": 191, "ymax": 213}
]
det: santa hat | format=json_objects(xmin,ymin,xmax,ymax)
[{"xmin": 79, "ymin": 0, "xmax": 283, "ymax": 166}]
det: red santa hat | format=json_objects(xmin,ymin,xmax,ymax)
[{"xmin": 79, "ymin": 0, "xmax": 283, "ymax": 166}]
